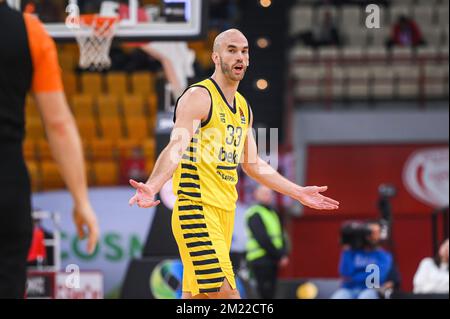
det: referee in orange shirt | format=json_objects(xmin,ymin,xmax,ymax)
[{"xmin": 0, "ymin": 0, "xmax": 98, "ymax": 298}]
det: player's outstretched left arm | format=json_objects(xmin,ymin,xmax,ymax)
[{"xmin": 241, "ymin": 114, "xmax": 339, "ymax": 211}]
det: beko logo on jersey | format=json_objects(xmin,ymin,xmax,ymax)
[
  {"xmin": 218, "ymin": 147, "xmax": 238, "ymax": 164},
  {"xmin": 217, "ymin": 171, "xmax": 236, "ymax": 182}
]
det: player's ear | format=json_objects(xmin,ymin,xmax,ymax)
[{"xmin": 212, "ymin": 52, "xmax": 219, "ymax": 65}]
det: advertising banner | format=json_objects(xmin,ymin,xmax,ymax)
[{"xmin": 32, "ymin": 187, "xmax": 156, "ymax": 297}]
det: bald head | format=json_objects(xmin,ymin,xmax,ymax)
[
  {"xmin": 211, "ymin": 28, "xmax": 249, "ymax": 81},
  {"xmin": 213, "ymin": 29, "xmax": 248, "ymax": 53}
]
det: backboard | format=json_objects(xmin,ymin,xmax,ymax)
[{"xmin": 12, "ymin": 0, "xmax": 207, "ymax": 41}]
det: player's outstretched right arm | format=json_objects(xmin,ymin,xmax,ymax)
[{"xmin": 128, "ymin": 87, "xmax": 211, "ymax": 208}]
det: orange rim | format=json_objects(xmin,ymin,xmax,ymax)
[{"xmin": 79, "ymin": 14, "xmax": 118, "ymax": 29}]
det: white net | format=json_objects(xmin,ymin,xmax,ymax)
[{"xmin": 74, "ymin": 15, "xmax": 118, "ymax": 71}]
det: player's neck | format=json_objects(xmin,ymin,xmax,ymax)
[{"xmin": 210, "ymin": 72, "xmax": 239, "ymax": 106}]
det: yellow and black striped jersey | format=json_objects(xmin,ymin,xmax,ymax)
[{"xmin": 172, "ymin": 78, "xmax": 251, "ymax": 211}]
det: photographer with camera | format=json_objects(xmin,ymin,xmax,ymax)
[{"xmin": 331, "ymin": 220, "xmax": 400, "ymax": 299}]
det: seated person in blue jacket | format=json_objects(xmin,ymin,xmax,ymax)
[{"xmin": 332, "ymin": 220, "xmax": 400, "ymax": 299}]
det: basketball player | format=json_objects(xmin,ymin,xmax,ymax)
[
  {"xmin": 129, "ymin": 29, "xmax": 339, "ymax": 299},
  {"xmin": 0, "ymin": 1, "xmax": 98, "ymax": 298}
]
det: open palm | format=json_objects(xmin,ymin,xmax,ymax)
[
  {"xmin": 295, "ymin": 186, "xmax": 339, "ymax": 210},
  {"xmin": 128, "ymin": 179, "xmax": 160, "ymax": 208}
]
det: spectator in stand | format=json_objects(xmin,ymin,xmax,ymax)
[
  {"xmin": 413, "ymin": 239, "xmax": 449, "ymax": 295},
  {"xmin": 315, "ymin": 10, "xmax": 341, "ymax": 47},
  {"xmin": 387, "ymin": 15, "xmax": 425, "ymax": 49},
  {"xmin": 292, "ymin": 10, "xmax": 341, "ymax": 48}
]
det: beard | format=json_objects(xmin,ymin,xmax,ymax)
[{"xmin": 219, "ymin": 57, "xmax": 246, "ymax": 81}]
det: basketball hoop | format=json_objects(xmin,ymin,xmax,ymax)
[{"xmin": 73, "ymin": 14, "xmax": 118, "ymax": 71}]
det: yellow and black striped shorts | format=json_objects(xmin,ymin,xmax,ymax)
[{"xmin": 171, "ymin": 197, "xmax": 236, "ymax": 296}]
